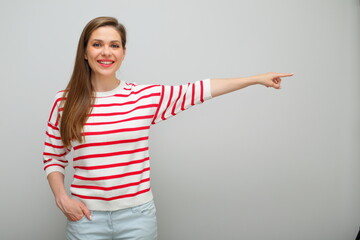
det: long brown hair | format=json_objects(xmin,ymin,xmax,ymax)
[{"xmin": 60, "ymin": 16, "xmax": 127, "ymax": 147}]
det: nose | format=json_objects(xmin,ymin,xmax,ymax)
[{"xmin": 101, "ymin": 46, "xmax": 111, "ymax": 56}]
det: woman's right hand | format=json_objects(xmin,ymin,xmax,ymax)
[{"xmin": 56, "ymin": 195, "xmax": 92, "ymax": 221}]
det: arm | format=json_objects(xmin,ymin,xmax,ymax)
[
  {"xmin": 151, "ymin": 79, "xmax": 212, "ymax": 124},
  {"xmin": 47, "ymin": 172, "xmax": 91, "ymax": 221},
  {"xmin": 44, "ymin": 93, "xmax": 91, "ymax": 221},
  {"xmin": 210, "ymin": 72, "xmax": 294, "ymax": 97}
]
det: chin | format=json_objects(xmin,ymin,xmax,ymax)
[{"xmin": 97, "ymin": 69, "xmax": 117, "ymax": 76}]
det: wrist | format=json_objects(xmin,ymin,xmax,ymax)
[
  {"xmin": 55, "ymin": 193, "xmax": 70, "ymax": 206},
  {"xmin": 249, "ymin": 75, "xmax": 261, "ymax": 85}
]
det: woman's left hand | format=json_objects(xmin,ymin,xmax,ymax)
[{"xmin": 253, "ymin": 72, "xmax": 294, "ymax": 89}]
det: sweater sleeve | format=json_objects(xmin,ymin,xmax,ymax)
[
  {"xmin": 43, "ymin": 93, "xmax": 70, "ymax": 176},
  {"xmin": 151, "ymin": 78, "xmax": 212, "ymax": 124}
]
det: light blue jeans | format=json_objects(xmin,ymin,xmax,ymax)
[{"xmin": 66, "ymin": 200, "xmax": 158, "ymax": 240}]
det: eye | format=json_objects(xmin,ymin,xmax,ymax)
[
  {"xmin": 92, "ymin": 42, "xmax": 101, "ymax": 47},
  {"xmin": 111, "ymin": 44, "xmax": 120, "ymax": 48}
]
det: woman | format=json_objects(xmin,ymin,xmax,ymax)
[{"xmin": 43, "ymin": 16, "xmax": 293, "ymax": 240}]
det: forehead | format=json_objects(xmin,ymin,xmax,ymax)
[{"xmin": 89, "ymin": 26, "xmax": 121, "ymax": 42}]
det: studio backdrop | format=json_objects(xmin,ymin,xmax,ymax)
[{"xmin": 0, "ymin": 0, "xmax": 359, "ymax": 239}]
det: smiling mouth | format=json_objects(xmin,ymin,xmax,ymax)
[
  {"xmin": 97, "ymin": 60, "xmax": 115, "ymax": 68},
  {"xmin": 97, "ymin": 60, "xmax": 115, "ymax": 64}
]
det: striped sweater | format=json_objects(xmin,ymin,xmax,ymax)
[{"xmin": 43, "ymin": 78, "xmax": 212, "ymax": 211}]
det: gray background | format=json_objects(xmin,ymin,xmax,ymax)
[{"xmin": 0, "ymin": 0, "xmax": 359, "ymax": 239}]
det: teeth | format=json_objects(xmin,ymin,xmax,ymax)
[{"xmin": 98, "ymin": 61, "xmax": 113, "ymax": 64}]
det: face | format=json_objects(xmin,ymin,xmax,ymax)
[{"xmin": 85, "ymin": 26, "xmax": 126, "ymax": 79}]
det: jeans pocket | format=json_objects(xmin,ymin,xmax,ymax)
[{"xmin": 131, "ymin": 200, "xmax": 156, "ymax": 217}]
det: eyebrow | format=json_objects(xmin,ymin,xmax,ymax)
[{"xmin": 91, "ymin": 39, "xmax": 121, "ymax": 43}]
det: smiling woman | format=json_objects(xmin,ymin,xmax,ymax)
[
  {"xmin": 43, "ymin": 16, "xmax": 293, "ymax": 240},
  {"xmin": 59, "ymin": 17, "xmax": 127, "ymax": 148},
  {"xmin": 85, "ymin": 26, "xmax": 126, "ymax": 91}
]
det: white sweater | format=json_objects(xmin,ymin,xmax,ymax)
[{"xmin": 43, "ymin": 79, "xmax": 212, "ymax": 211}]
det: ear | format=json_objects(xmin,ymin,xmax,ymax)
[
  {"xmin": 85, "ymin": 53, "xmax": 88, "ymax": 60},
  {"xmin": 122, "ymin": 48, "xmax": 126, "ymax": 60}
]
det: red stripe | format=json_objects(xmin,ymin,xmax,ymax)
[
  {"xmin": 92, "ymin": 93, "xmax": 160, "ymax": 108},
  {"xmin": 89, "ymin": 104, "xmax": 158, "ymax": 117},
  {"xmin": 113, "ymin": 85, "xmax": 159, "ymax": 97},
  {"xmin": 73, "ymin": 147, "xmax": 149, "ymax": 161},
  {"xmin": 125, "ymin": 82, "xmax": 136, "ymax": 87},
  {"xmin": 85, "ymin": 115, "xmax": 153, "ymax": 126},
  {"xmin": 74, "ymin": 167, "xmax": 150, "ymax": 181},
  {"xmin": 55, "ymin": 114, "xmax": 60, "ymax": 127},
  {"xmin": 44, "ymin": 164, "xmax": 65, "ymax": 170},
  {"xmin": 74, "ymin": 157, "xmax": 149, "ymax": 170},
  {"xmin": 83, "ymin": 126, "xmax": 150, "ymax": 136},
  {"xmin": 48, "ymin": 97, "xmax": 65, "ymax": 122},
  {"xmin": 71, "ymin": 178, "xmax": 150, "ymax": 191},
  {"xmin": 161, "ymin": 86, "xmax": 174, "ymax": 120},
  {"xmin": 71, "ymin": 188, "xmax": 151, "ymax": 201},
  {"xmin": 200, "ymin": 80, "xmax": 204, "ymax": 102},
  {"xmin": 48, "ymin": 123, "xmax": 59, "ymax": 130},
  {"xmin": 46, "ymin": 131, "xmax": 61, "ymax": 140},
  {"xmin": 181, "ymin": 83, "xmax": 190, "ymax": 110},
  {"xmin": 191, "ymin": 82, "xmax": 195, "ymax": 106},
  {"xmin": 43, "ymin": 152, "xmax": 67, "ymax": 157},
  {"xmin": 152, "ymin": 85, "xmax": 165, "ymax": 124},
  {"xmin": 74, "ymin": 137, "xmax": 149, "ymax": 150},
  {"xmin": 43, "ymin": 159, "xmax": 68, "ymax": 164},
  {"xmin": 171, "ymin": 85, "xmax": 182, "ymax": 116},
  {"xmin": 45, "ymin": 142, "xmax": 64, "ymax": 149},
  {"xmin": 124, "ymin": 88, "xmax": 131, "ymax": 90}
]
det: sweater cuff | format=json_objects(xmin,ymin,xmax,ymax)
[
  {"xmin": 45, "ymin": 165, "xmax": 65, "ymax": 177},
  {"xmin": 203, "ymin": 78, "xmax": 213, "ymax": 100}
]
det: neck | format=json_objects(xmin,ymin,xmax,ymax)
[{"xmin": 91, "ymin": 73, "xmax": 120, "ymax": 92}]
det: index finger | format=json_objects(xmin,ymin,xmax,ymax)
[
  {"xmin": 277, "ymin": 73, "xmax": 294, "ymax": 78},
  {"xmin": 79, "ymin": 202, "xmax": 92, "ymax": 220}
]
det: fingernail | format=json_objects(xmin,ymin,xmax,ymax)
[{"xmin": 90, "ymin": 215, "xmax": 92, "ymax": 221}]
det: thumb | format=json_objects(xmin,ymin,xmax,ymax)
[{"xmin": 79, "ymin": 202, "xmax": 92, "ymax": 220}]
